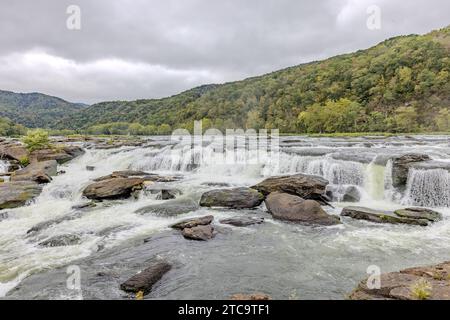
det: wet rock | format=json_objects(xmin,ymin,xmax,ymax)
[
  {"xmin": 201, "ymin": 182, "xmax": 231, "ymax": 188},
  {"xmin": 82, "ymin": 177, "xmax": 144, "ymax": 200},
  {"xmin": 11, "ymin": 160, "xmax": 57, "ymax": 184},
  {"xmin": 199, "ymin": 187, "xmax": 264, "ymax": 209},
  {"xmin": 0, "ymin": 143, "xmax": 28, "ymax": 161},
  {"xmin": 94, "ymin": 171, "xmax": 180, "ymax": 183},
  {"xmin": 61, "ymin": 146, "xmax": 85, "ymax": 158},
  {"xmin": 30, "ymin": 149, "xmax": 72, "ymax": 164},
  {"xmin": 71, "ymin": 202, "xmax": 97, "ymax": 210},
  {"xmin": 157, "ymin": 189, "xmax": 178, "ymax": 200},
  {"xmin": 39, "ymin": 234, "xmax": 81, "ymax": 247},
  {"xmin": 230, "ymin": 293, "xmax": 271, "ymax": 300},
  {"xmin": 0, "ymin": 181, "xmax": 42, "ymax": 210},
  {"xmin": 86, "ymin": 166, "xmax": 95, "ymax": 171},
  {"xmin": 182, "ymin": 225, "xmax": 215, "ymax": 241},
  {"xmin": 391, "ymin": 154, "xmax": 431, "ymax": 189},
  {"xmin": 265, "ymin": 192, "xmax": 341, "ymax": 226},
  {"xmin": 394, "ymin": 208, "xmax": 442, "ymax": 222},
  {"xmin": 252, "ymin": 173, "xmax": 329, "ymax": 203},
  {"xmin": 0, "ymin": 212, "xmax": 8, "ymax": 221},
  {"xmin": 341, "ymin": 206, "xmax": 430, "ymax": 226},
  {"xmin": 343, "ymin": 186, "xmax": 361, "ymax": 202},
  {"xmin": 171, "ymin": 215, "xmax": 214, "ymax": 230},
  {"xmin": 349, "ymin": 261, "xmax": 450, "ymax": 300},
  {"xmin": 120, "ymin": 261, "xmax": 172, "ymax": 295},
  {"xmin": 220, "ymin": 216, "xmax": 264, "ymax": 227},
  {"xmin": 135, "ymin": 198, "xmax": 199, "ymax": 216},
  {"xmin": 27, "ymin": 213, "xmax": 83, "ymax": 234}
]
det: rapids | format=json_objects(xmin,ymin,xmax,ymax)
[{"xmin": 1, "ymin": 135, "xmax": 450, "ymax": 299}]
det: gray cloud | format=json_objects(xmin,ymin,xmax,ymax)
[{"xmin": 0, "ymin": 0, "xmax": 448, "ymax": 103}]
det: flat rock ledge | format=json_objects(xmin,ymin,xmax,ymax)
[
  {"xmin": 349, "ymin": 261, "xmax": 450, "ymax": 300},
  {"xmin": 120, "ymin": 261, "xmax": 172, "ymax": 296},
  {"xmin": 341, "ymin": 206, "xmax": 441, "ymax": 226},
  {"xmin": 199, "ymin": 187, "xmax": 264, "ymax": 209}
]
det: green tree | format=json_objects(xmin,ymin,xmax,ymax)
[
  {"xmin": 435, "ymin": 109, "xmax": 450, "ymax": 131},
  {"xmin": 394, "ymin": 106, "xmax": 418, "ymax": 132},
  {"xmin": 22, "ymin": 129, "xmax": 51, "ymax": 151}
]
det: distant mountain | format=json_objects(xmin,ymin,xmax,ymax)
[
  {"xmin": 50, "ymin": 26, "xmax": 450, "ymax": 133},
  {"xmin": 0, "ymin": 90, "xmax": 88, "ymax": 128}
]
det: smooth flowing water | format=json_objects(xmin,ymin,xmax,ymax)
[{"xmin": 1, "ymin": 135, "xmax": 450, "ymax": 299}]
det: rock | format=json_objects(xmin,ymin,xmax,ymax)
[
  {"xmin": 39, "ymin": 234, "xmax": 81, "ymax": 247},
  {"xmin": 199, "ymin": 187, "xmax": 264, "ymax": 209},
  {"xmin": 94, "ymin": 171, "xmax": 181, "ymax": 183},
  {"xmin": 201, "ymin": 182, "xmax": 231, "ymax": 188},
  {"xmin": 83, "ymin": 177, "xmax": 144, "ymax": 200},
  {"xmin": 0, "ymin": 144, "xmax": 28, "ymax": 161},
  {"xmin": 391, "ymin": 154, "xmax": 431, "ymax": 189},
  {"xmin": 71, "ymin": 202, "xmax": 97, "ymax": 210},
  {"xmin": 230, "ymin": 293, "xmax": 271, "ymax": 300},
  {"xmin": 265, "ymin": 192, "xmax": 341, "ymax": 226},
  {"xmin": 252, "ymin": 173, "xmax": 329, "ymax": 203},
  {"xmin": 61, "ymin": 146, "xmax": 85, "ymax": 158},
  {"xmin": 349, "ymin": 261, "xmax": 450, "ymax": 300},
  {"xmin": 220, "ymin": 216, "xmax": 264, "ymax": 227},
  {"xmin": 341, "ymin": 206, "xmax": 430, "ymax": 226},
  {"xmin": 0, "ymin": 181, "xmax": 42, "ymax": 210},
  {"xmin": 394, "ymin": 208, "xmax": 442, "ymax": 222},
  {"xmin": 30, "ymin": 149, "xmax": 73, "ymax": 164},
  {"xmin": 171, "ymin": 215, "xmax": 214, "ymax": 230},
  {"xmin": 11, "ymin": 160, "xmax": 58, "ymax": 184},
  {"xmin": 86, "ymin": 166, "xmax": 95, "ymax": 171},
  {"xmin": 0, "ymin": 212, "xmax": 8, "ymax": 221},
  {"xmin": 135, "ymin": 198, "xmax": 199, "ymax": 216},
  {"xmin": 343, "ymin": 186, "xmax": 361, "ymax": 202},
  {"xmin": 27, "ymin": 213, "xmax": 83, "ymax": 234},
  {"xmin": 157, "ymin": 189, "xmax": 178, "ymax": 200},
  {"xmin": 182, "ymin": 225, "xmax": 215, "ymax": 241},
  {"xmin": 120, "ymin": 261, "xmax": 172, "ymax": 295},
  {"xmin": 143, "ymin": 187, "xmax": 181, "ymax": 200}
]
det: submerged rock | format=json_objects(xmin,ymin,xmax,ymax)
[
  {"xmin": 182, "ymin": 224, "xmax": 215, "ymax": 241},
  {"xmin": 71, "ymin": 201, "xmax": 97, "ymax": 210},
  {"xmin": 391, "ymin": 154, "xmax": 431, "ymax": 190},
  {"xmin": 171, "ymin": 215, "xmax": 214, "ymax": 230},
  {"xmin": 120, "ymin": 261, "xmax": 172, "ymax": 296},
  {"xmin": 39, "ymin": 234, "xmax": 81, "ymax": 247},
  {"xmin": 220, "ymin": 216, "xmax": 264, "ymax": 227},
  {"xmin": 199, "ymin": 187, "xmax": 264, "ymax": 209},
  {"xmin": 82, "ymin": 177, "xmax": 144, "ymax": 200},
  {"xmin": 341, "ymin": 206, "xmax": 431, "ymax": 226},
  {"xmin": 252, "ymin": 173, "xmax": 329, "ymax": 203},
  {"xmin": 94, "ymin": 171, "xmax": 180, "ymax": 183},
  {"xmin": 349, "ymin": 261, "xmax": 450, "ymax": 300},
  {"xmin": 0, "ymin": 181, "xmax": 42, "ymax": 210},
  {"xmin": 265, "ymin": 192, "xmax": 341, "ymax": 226}
]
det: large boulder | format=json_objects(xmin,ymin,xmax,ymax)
[
  {"xmin": 252, "ymin": 173, "xmax": 329, "ymax": 203},
  {"xmin": 0, "ymin": 143, "xmax": 29, "ymax": 162},
  {"xmin": 199, "ymin": 187, "xmax": 264, "ymax": 209},
  {"xmin": 341, "ymin": 206, "xmax": 432, "ymax": 226},
  {"xmin": 182, "ymin": 225, "xmax": 215, "ymax": 241},
  {"xmin": 11, "ymin": 160, "xmax": 58, "ymax": 184},
  {"xmin": 265, "ymin": 192, "xmax": 341, "ymax": 226},
  {"xmin": 349, "ymin": 261, "xmax": 450, "ymax": 300},
  {"xmin": 82, "ymin": 177, "xmax": 144, "ymax": 200},
  {"xmin": 0, "ymin": 181, "xmax": 43, "ymax": 210},
  {"xmin": 30, "ymin": 149, "xmax": 73, "ymax": 164},
  {"xmin": 394, "ymin": 208, "xmax": 442, "ymax": 222},
  {"xmin": 391, "ymin": 154, "xmax": 431, "ymax": 189},
  {"xmin": 61, "ymin": 146, "xmax": 85, "ymax": 158},
  {"xmin": 120, "ymin": 261, "xmax": 172, "ymax": 296}
]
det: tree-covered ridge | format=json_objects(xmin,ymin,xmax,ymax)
[
  {"xmin": 0, "ymin": 116, "xmax": 27, "ymax": 136},
  {"xmin": 57, "ymin": 25, "xmax": 450, "ymax": 134},
  {"xmin": 0, "ymin": 90, "xmax": 88, "ymax": 128}
]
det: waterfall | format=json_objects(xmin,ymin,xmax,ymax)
[
  {"xmin": 0, "ymin": 160, "xmax": 9, "ymax": 174},
  {"xmin": 403, "ymin": 168, "xmax": 450, "ymax": 207},
  {"xmin": 306, "ymin": 158, "xmax": 365, "ymax": 186},
  {"xmin": 364, "ymin": 162, "xmax": 386, "ymax": 200}
]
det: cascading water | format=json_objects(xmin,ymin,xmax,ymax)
[{"xmin": 403, "ymin": 168, "xmax": 450, "ymax": 207}]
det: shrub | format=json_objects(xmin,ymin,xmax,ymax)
[
  {"xmin": 22, "ymin": 129, "xmax": 51, "ymax": 152},
  {"xmin": 410, "ymin": 279, "xmax": 432, "ymax": 300},
  {"xmin": 19, "ymin": 156, "xmax": 30, "ymax": 167}
]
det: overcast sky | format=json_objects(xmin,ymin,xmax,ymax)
[{"xmin": 0, "ymin": 0, "xmax": 448, "ymax": 104}]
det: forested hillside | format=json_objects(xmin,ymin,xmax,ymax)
[
  {"xmin": 52, "ymin": 26, "xmax": 450, "ymax": 134},
  {"xmin": 0, "ymin": 90, "xmax": 88, "ymax": 128}
]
